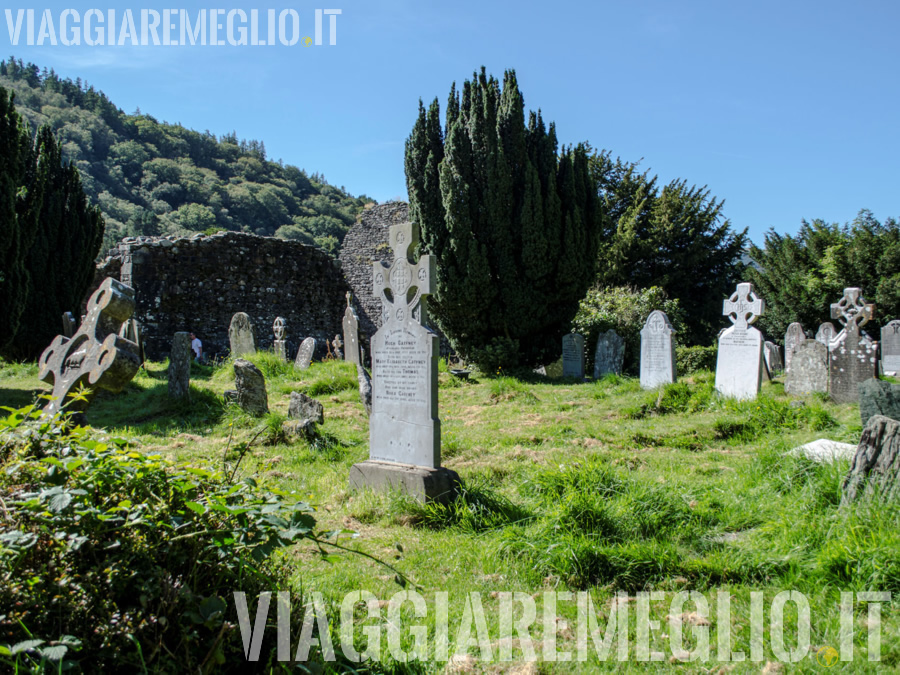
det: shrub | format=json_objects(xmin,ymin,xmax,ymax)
[
  {"xmin": 676, "ymin": 345, "xmax": 718, "ymax": 375},
  {"xmin": 572, "ymin": 286, "xmax": 685, "ymax": 375},
  {"xmin": 0, "ymin": 405, "xmax": 321, "ymax": 672}
]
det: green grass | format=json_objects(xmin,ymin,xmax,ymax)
[{"xmin": 1, "ymin": 358, "xmax": 896, "ymax": 672}]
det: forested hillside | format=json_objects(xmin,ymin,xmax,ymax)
[{"xmin": 0, "ymin": 58, "xmax": 373, "ymax": 255}]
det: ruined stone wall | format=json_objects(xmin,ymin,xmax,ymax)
[{"xmin": 94, "ymin": 232, "xmax": 348, "ymax": 361}]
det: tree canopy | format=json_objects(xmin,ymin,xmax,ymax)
[{"xmin": 405, "ymin": 68, "xmax": 602, "ymax": 369}]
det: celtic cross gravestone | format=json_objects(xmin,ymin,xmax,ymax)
[
  {"xmin": 828, "ymin": 287, "xmax": 877, "ymax": 403},
  {"xmin": 273, "ymin": 317, "xmax": 288, "ymax": 361},
  {"xmin": 349, "ymin": 220, "xmax": 459, "ymax": 502},
  {"xmin": 715, "ymin": 282, "xmax": 765, "ymax": 400}
]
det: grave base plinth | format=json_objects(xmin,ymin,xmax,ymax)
[{"xmin": 349, "ymin": 460, "xmax": 460, "ymax": 503}]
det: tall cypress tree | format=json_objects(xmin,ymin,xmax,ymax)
[
  {"xmin": 405, "ymin": 68, "xmax": 601, "ymax": 369},
  {"xmin": 0, "ymin": 87, "xmax": 104, "ymax": 361}
]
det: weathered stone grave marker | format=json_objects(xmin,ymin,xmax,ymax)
[
  {"xmin": 273, "ymin": 317, "xmax": 288, "ymax": 361},
  {"xmin": 594, "ymin": 329, "xmax": 624, "ymax": 379},
  {"xmin": 828, "ymin": 287, "xmax": 877, "ymax": 404},
  {"xmin": 229, "ymin": 312, "xmax": 256, "ymax": 357},
  {"xmin": 784, "ymin": 339, "xmax": 828, "ymax": 395},
  {"xmin": 640, "ymin": 310, "xmax": 676, "ymax": 389},
  {"xmin": 349, "ymin": 220, "xmax": 459, "ymax": 502},
  {"xmin": 343, "ymin": 292, "xmax": 361, "ymax": 365},
  {"xmin": 764, "ymin": 341, "xmax": 782, "ymax": 375},
  {"xmin": 816, "ymin": 321, "xmax": 837, "ymax": 347},
  {"xmin": 333, "ymin": 334, "xmax": 344, "ymax": 360},
  {"xmin": 228, "ymin": 359, "xmax": 268, "ymax": 416},
  {"xmin": 295, "ymin": 337, "xmax": 316, "ymax": 370},
  {"xmin": 38, "ymin": 278, "xmax": 142, "ymax": 418},
  {"xmin": 562, "ymin": 333, "xmax": 585, "ymax": 379},
  {"xmin": 784, "ymin": 322, "xmax": 806, "ymax": 373},
  {"xmin": 880, "ymin": 319, "xmax": 900, "ymax": 375},
  {"xmin": 715, "ymin": 282, "xmax": 765, "ymax": 400},
  {"xmin": 168, "ymin": 332, "xmax": 191, "ymax": 400}
]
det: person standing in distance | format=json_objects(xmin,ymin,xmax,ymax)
[{"xmin": 190, "ymin": 332, "xmax": 203, "ymax": 363}]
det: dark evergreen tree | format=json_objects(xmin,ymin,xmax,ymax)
[
  {"xmin": 590, "ymin": 152, "xmax": 747, "ymax": 345},
  {"xmin": 405, "ymin": 69, "xmax": 602, "ymax": 369}
]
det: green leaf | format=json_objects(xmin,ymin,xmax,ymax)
[
  {"xmin": 48, "ymin": 491, "xmax": 73, "ymax": 513},
  {"xmin": 184, "ymin": 501, "xmax": 206, "ymax": 514}
]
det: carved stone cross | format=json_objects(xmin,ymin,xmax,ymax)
[
  {"xmin": 38, "ymin": 278, "xmax": 142, "ymax": 418},
  {"xmin": 723, "ymin": 282, "xmax": 765, "ymax": 329},
  {"xmin": 373, "ymin": 221, "xmax": 435, "ymax": 327},
  {"xmin": 831, "ymin": 287, "xmax": 874, "ymax": 331},
  {"xmin": 273, "ymin": 317, "xmax": 287, "ymax": 341}
]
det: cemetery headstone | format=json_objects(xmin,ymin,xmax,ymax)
[
  {"xmin": 284, "ymin": 391, "xmax": 325, "ymax": 440},
  {"xmin": 764, "ymin": 341, "xmax": 783, "ymax": 374},
  {"xmin": 842, "ymin": 415, "xmax": 900, "ymax": 504},
  {"xmin": 562, "ymin": 333, "xmax": 585, "ymax": 379},
  {"xmin": 816, "ymin": 321, "xmax": 837, "ymax": 347},
  {"xmin": 640, "ymin": 310, "xmax": 676, "ymax": 389},
  {"xmin": 593, "ymin": 329, "xmax": 625, "ymax": 379},
  {"xmin": 273, "ymin": 317, "xmax": 288, "ymax": 361},
  {"xmin": 356, "ymin": 363, "xmax": 372, "ymax": 416},
  {"xmin": 784, "ymin": 339, "xmax": 828, "ymax": 395},
  {"xmin": 333, "ymin": 334, "xmax": 344, "ymax": 360},
  {"xmin": 715, "ymin": 282, "xmax": 765, "ymax": 400},
  {"xmin": 343, "ymin": 292, "xmax": 361, "ymax": 365},
  {"xmin": 232, "ymin": 359, "xmax": 268, "ymax": 416},
  {"xmin": 349, "ymin": 220, "xmax": 459, "ymax": 502},
  {"xmin": 38, "ymin": 278, "xmax": 142, "ymax": 418},
  {"xmin": 880, "ymin": 319, "xmax": 900, "ymax": 375},
  {"xmin": 294, "ymin": 337, "xmax": 316, "ymax": 370},
  {"xmin": 784, "ymin": 322, "xmax": 806, "ymax": 373},
  {"xmin": 229, "ymin": 312, "xmax": 256, "ymax": 357},
  {"xmin": 62, "ymin": 312, "xmax": 76, "ymax": 338},
  {"xmin": 168, "ymin": 332, "xmax": 192, "ymax": 400},
  {"xmin": 828, "ymin": 287, "xmax": 877, "ymax": 404}
]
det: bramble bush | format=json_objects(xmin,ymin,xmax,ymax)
[{"xmin": 0, "ymin": 404, "xmax": 336, "ymax": 672}]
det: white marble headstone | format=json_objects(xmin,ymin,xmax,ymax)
[
  {"xmin": 715, "ymin": 282, "xmax": 765, "ymax": 400},
  {"xmin": 562, "ymin": 334, "xmax": 585, "ymax": 378},
  {"xmin": 880, "ymin": 319, "xmax": 900, "ymax": 375},
  {"xmin": 640, "ymin": 310, "xmax": 676, "ymax": 389}
]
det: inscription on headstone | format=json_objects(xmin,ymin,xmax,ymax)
[
  {"xmin": 784, "ymin": 340, "xmax": 828, "ymax": 395},
  {"xmin": 349, "ymin": 221, "xmax": 459, "ymax": 502},
  {"xmin": 562, "ymin": 334, "xmax": 585, "ymax": 379},
  {"xmin": 784, "ymin": 323, "xmax": 806, "ymax": 373},
  {"xmin": 294, "ymin": 337, "xmax": 317, "ymax": 370},
  {"xmin": 593, "ymin": 329, "xmax": 625, "ymax": 379},
  {"xmin": 273, "ymin": 317, "xmax": 288, "ymax": 361},
  {"xmin": 715, "ymin": 282, "xmax": 765, "ymax": 400},
  {"xmin": 828, "ymin": 288, "xmax": 877, "ymax": 404},
  {"xmin": 343, "ymin": 292, "xmax": 361, "ymax": 365},
  {"xmin": 880, "ymin": 319, "xmax": 900, "ymax": 375},
  {"xmin": 38, "ymin": 278, "xmax": 141, "ymax": 418},
  {"xmin": 640, "ymin": 310, "xmax": 676, "ymax": 389},
  {"xmin": 229, "ymin": 312, "xmax": 256, "ymax": 357}
]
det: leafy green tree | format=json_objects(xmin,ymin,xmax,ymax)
[
  {"xmin": 405, "ymin": 68, "xmax": 602, "ymax": 369},
  {"xmin": 590, "ymin": 152, "xmax": 747, "ymax": 345},
  {"xmin": 747, "ymin": 210, "xmax": 900, "ymax": 340}
]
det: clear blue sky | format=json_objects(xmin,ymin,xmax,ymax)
[{"xmin": 4, "ymin": 0, "xmax": 898, "ymax": 245}]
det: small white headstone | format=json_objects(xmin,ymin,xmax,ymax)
[
  {"xmin": 562, "ymin": 334, "xmax": 585, "ymax": 379},
  {"xmin": 640, "ymin": 310, "xmax": 676, "ymax": 389},
  {"xmin": 815, "ymin": 321, "xmax": 836, "ymax": 347},
  {"xmin": 880, "ymin": 319, "xmax": 900, "ymax": 374},
  {"xmin": 715, "ymin": 282, "xmax": 765, "ymax": 400},
  {"xmin": 294, "ymin": 337, "xmax": 317, "ymax": 370}
]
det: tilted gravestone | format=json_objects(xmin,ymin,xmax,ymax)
[
  {"xmin": 294, "ymin": 337, "xmax": 316, "ymax": 370},
  {"xmin": 784, "ymin": 323, "xmax": 806, "ymax": 373},
  {"xmin": 562, "ymin": 333, "xmax": 585, "ymax": 379},
  {"xmin": 828, "ymin": 287, "xmax": 877, "ymax": 404},
  {"xmin": 273, "ymin": 317, "xmax": 288, "ymax": 361},
  {"xmin": 640, "ymin": 310, "xmax": 676, "ymax": 389},
  {"xmin": 38, "ymin": 278, "xmax": 142, "ymax": 418},
  {"xmin": 168, "ymin": 332, "xmax": 192, "ymax": 400},
  {"xmin": 349, "ymin": 220, "xmax": 459, "ymax": 502},
  {"xmin": 715, "ymin": 282, "xmax": 765, "ymax": 400},
  {"xmin": 229, "ymin": 312, "xmax": 256, "ymax": 357},
  {"xmin": 784, "ymin": 339, "xmax": 828, "ymax": 395},
  {"xmin": 343, "ymin": 292, "xmax": 361, "ymax": 365},
  {"xmin": 594, "ymin": 329, "xmax": 624, "ymax": 379},
  {"xmin": 880, "ymin": 319, "xmax": 900, "ymax": 375},
  {"xmin": 816, "ymin": 321, "xmax": 837, "ymax": 347}
]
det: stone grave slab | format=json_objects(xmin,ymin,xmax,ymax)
[
  {"xmin": 764, "ymin": 341, "xmax": 783, "ymax": 374},
  {"xmin": 784, "ymin": 322, "xmax": 806, "ymax": 373},
  {"xmin": 789, "ymin": 439, "xmax": 856, "ymax": 463},
  {"xmin": 38, "ymin": 278, "xmax": 141, "ymax": 418},
  {"xmin": 715, "ymin": 282, "xmax": 765, "ymax": 400},
  {"xmin": 168, "ymin": 332, "xmax": 191, "ymax": 400},
  {"xmin": 784, "ymin": 339, "xmax": 828, "ymax": 395},
  {"xmin": 294, "ymin": 337, "xmax": 317, "ymax": 370},
  {"xmin": 880, "ymin": 319, "xmax": 900, "ymax": 375},
  {"xmin": 640, "ymin": 310, "xmax": 676, "ymax": 389},
  {"xmin": 828, "ymin": 288, "xmax": 877, "ymax": 404},
  {"xmin": 858, "ymin": 378, "xmax": 900, "ymax": 427},
  {"xmin": 562, "ymin": 333, "xmax": 585, "ymax": 379},
  {"xmin": 593, "ymin": 329, "xmax": 624, "ymax": 379},
  {"xmin": 229, "ymin": 312, "xmax": 256, "ymax": 357},
  {"xmin": 343, "ymin": 292, "xmax": 361, "ymax": 365},
  {"xmin": 349, "ymin": 220, "xmax": 459, "ymax": 502}
]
